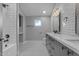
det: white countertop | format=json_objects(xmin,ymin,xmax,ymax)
[{"xmin": 46, "ymin": 32, "xmax": 79, "ymax": 55}]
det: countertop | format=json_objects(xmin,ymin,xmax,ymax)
[{"xmin": 46, "ymin": 32, "xmax": 79, "ymax": 55}]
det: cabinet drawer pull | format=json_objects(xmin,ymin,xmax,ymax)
[
  {"xmin": 62, "ymin": 46, "xmax": 67, "ymax": 50},
  {"xmin": 67, "ymin": 50, "xmax": 73, "ymax": 55}
]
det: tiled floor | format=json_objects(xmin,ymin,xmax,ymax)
[{"xmin": 19, "ymin": 40, "xmax": 49, "ymax": 56}]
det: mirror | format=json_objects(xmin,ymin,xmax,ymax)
[
  {"xmin": 75, "ymin": 4, "xmax": 79, "ymax": 35},
  {"xmin": 52, "ymin": 8, "xmax": 61, "ymax": 33}
]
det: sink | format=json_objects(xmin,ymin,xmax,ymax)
[
  {"xmin": 66, "ymin": 40, "xmax": 79, "ymax": 45},
  {"xmin": 67, "ymin": 39, "xmax": 79, "ymax": 41}
]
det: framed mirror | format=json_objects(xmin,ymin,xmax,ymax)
[
  {"xmin": 75, "ymin": 4, "xmax": 79, "ymax": 35},
  {"xmin": 52, "ymin": 8, "xmax": 61, "ymax": 33}
]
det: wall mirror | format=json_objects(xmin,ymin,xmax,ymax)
[
  {"xmin": 52, "ymin": 8, "xmax": 61, "ymax": 33},
  {"xmin": 75, "ymin": 4, "xmax": 79, "ymax": 35}
]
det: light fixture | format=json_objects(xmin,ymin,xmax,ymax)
[
  {"xmin": 63, "ymin": 22, "xmax": 66, "ymax": 27},
  {"xmin": 42, "ymin": 10, "xmax": 46, "ymax": 14},
  {"xmin": 52, "ymin": 8, "xmax": 60, "ymax": 16}
]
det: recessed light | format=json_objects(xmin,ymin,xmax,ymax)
[{"xmin": 43, "ymin": 10, "xmax": 46, "ymax": 14}]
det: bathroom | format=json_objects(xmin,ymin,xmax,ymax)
[
  {"xmin": 0, "ymin": 3, "xmax": 79, "ymax": 56},
  {"xmin": 18, "ymin": 3, "xmax": 79, "ymax": 56}
]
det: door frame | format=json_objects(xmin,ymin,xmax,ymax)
[
  {"xmin": 16, "ymin": 3, "xmax": 19, "ymax": 56},
  {"xmin": 16, "ymin": 3, "xmax": 25, "ymax": 56}
]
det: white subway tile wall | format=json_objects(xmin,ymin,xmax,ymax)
[{"xmin": 61, "ymin": 4, "xmax": 76, "ymax": 35}]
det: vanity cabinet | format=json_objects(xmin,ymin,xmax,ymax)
[
  {"xmin": 46, "ymin": 35, "xmax": 63, "ymax": 56},
  {"xmin": 66, "ymin": 48, "xmax": 79, "ymax": 56},
  {"xmin": 46, "ymin": 34, "xmax": 79, "ymax": 56}
]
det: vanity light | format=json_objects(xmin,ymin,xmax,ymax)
[
  {"xmin": 63, "ymin": 22, "xmax": 66, "ymax": 27},
  {"xmin": 53, "ymin": 8, "xmax": 60, "ymax": 16},
  {"xmin": 64, "ymin": 17, "xmax": 68, "ymax": 22}
]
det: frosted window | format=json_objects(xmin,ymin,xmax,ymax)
[{"xmin": 34, "ymin": 20, "xmax": 42, "ymax": 26}]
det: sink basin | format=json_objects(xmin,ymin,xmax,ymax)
[
  {"xmin": 67, "ymin": 40, "xmax": 79, "ymax": 41},
  {"xmin": 67, "ymin": 40, "xmax": 79, "ymax": 45}
]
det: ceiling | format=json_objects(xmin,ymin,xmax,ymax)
[{"xmin": 19, "ymin": 3, "xmax": 55, "ymax": 16}]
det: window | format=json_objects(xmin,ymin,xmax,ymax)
[{"xmin": 34, "ymin": 20, "xmax": 42, "ymax": 26}]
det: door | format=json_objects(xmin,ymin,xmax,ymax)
[
  {"xmin": 19, "ymin": 14, "xmax": 23, "ymax": 43},
  {"xmin": 26, "ymin": 17, "xmax": 51, "ymax": 41},
  {"xmin": 0, "ymin": 3, "xmax": 17, "ymax": 56}
]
